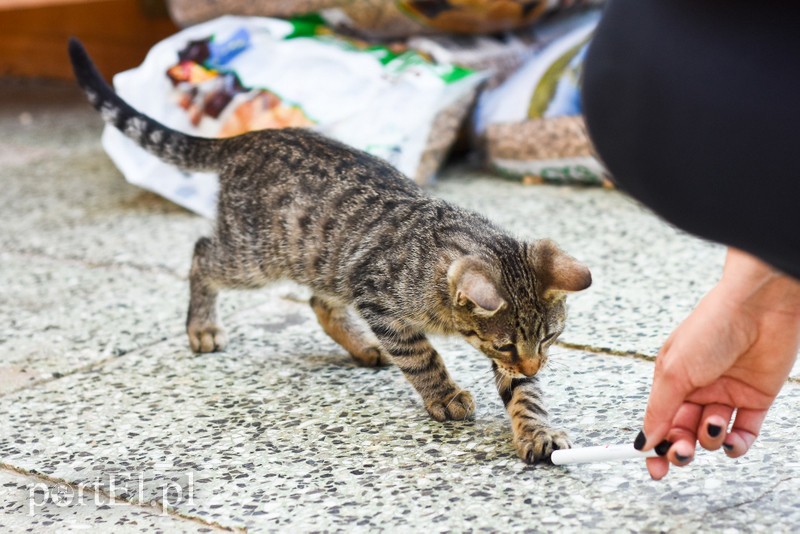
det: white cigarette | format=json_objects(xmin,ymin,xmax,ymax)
[{"xmin": 551, "ymin": 444, "xmax": 660, "ymax": 465}]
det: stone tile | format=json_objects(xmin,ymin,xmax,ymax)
[
  {"xmin": 1, "ymin": 150, "xmax": 210, "ymax": 277},
  {"xmin": 1, "ymin": 298, "xmax": 798, "ymax": 532},
  {"xmin": 0, "ymin": 252, "xmax": 269, "ymax": 395},
  {"xmin": 0, "ymin": 468, "xmax": 219, "ymax": 533}
]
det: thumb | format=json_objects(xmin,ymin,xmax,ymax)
[{"xmin": 640, "ymin": 355, "xmax": 694, "ymax": 451}]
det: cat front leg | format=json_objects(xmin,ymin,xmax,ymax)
[
  {"xmin": 358, "ymin": 306, "xmax": 474, "ymax": 421},
  {"xmin": 493, "ymin": 363, "xmax": 571, "ymax": 463},
  {"xmin": 389, "ymin": 332, "xmax": 474, "ymax": 422}
]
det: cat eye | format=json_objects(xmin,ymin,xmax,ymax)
[
  {"xmin": 542, "ymin": 332, "xmax": 558, "ymax": 344},
  {"xmin": 495, "ymin": 344, "xmax": 516, "ymax": 354}
]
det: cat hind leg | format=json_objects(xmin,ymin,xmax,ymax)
[
  {"xmin": 186, "ymin": 237, "xmax": 228, "ymax": 353},
  {"xmin": 310, "ymin": 296, "xmax": 391, "ymax": 367}
]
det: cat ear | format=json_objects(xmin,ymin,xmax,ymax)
[
  {"xmin": 530, "ymin": 239, "xmax": 592, "ymax": 298},
  {"xmin": 447, "ymin": 257, "xmax": 507, "ymax": 316}
]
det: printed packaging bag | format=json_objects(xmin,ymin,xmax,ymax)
[
  {"xmin": 167, "ymin": 0, "xmax": 605, "ymax": 39},
  {"xmin": 320, "ymin": 0, "xmax": 605, "ymax": 39},
  {"xmin": 102, "ymin": 15, "xmax": 482, "ymax": 218},
  {"xmin": 473, "ymin": 9, "xmax": 611, "ymax": 186}
]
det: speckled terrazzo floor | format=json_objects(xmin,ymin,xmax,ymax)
[{"xmin": 2, "ymin": 78, "xmax": 799, "ymax": 533}]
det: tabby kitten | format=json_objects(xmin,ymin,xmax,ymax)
[{"xmin": 69, "ymin": 39, "xmax": 591, "ymax": 463}]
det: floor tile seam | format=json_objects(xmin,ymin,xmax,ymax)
[
  {"xmin": 527, "ymin": 467, "xmax": 775, "ymax": 529},
  {"xmin": 555, "ymin": 340, "xmax": 656, "ymax": 363},
  {"xmin": 703, "ymin": 475, "xmax": 792, "ymax": 515},
  {"xmin": 556, "ymin": 341, "xmax": 800, "ymax": 385},
  {"xmin": 5, "ymin": 248, "xmax": 186, "ymax": 280},
  {"xmin": 4, "ymin": 250, "xmax": 315, "ymax": 308},
  {"xmin": 0, "ymin": 141, "xmax": 98, "ymax": 159},
  {"xmin": 670, "ymin": 475, "xmax": 794, "ymax": 531},
  {"xmin": 0, "ymin": 295, "xmax": 301, "ymax": 399},
  {"xmin": 0, "ymin": 462, "xmax": 240, "ymax": 532},
  {"xmin": 0, "ymin": 335, "xmax": 176, "ymax": 399}
]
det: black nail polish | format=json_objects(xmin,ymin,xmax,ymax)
[
  {"xmin": 655, "ymin": 439, "xmax": 673, "ymax": 456},
  {"xmin": 634, "ymin": 430, "xmax": 646, "ymax": 451},
  {"xmin": 675, "ymin": 453, "xmax": 692, "ymax": 464},
  {"xmin": 707, "ymin": 424, "xmax": 722, "ymax": 438},
  {"xmin": 723, "ymin": 442, "xmax": 734, "ymax": 452}
]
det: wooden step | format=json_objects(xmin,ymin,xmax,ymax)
[{"xmin": 0, "ymin": 0, "xmax": 178, "ymax": 80}]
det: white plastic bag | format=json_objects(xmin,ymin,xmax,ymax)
[{"xmin": 102, "ymin": 16, "xmax": 481, "ymax": 218}]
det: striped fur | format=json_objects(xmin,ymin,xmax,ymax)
[
  {"xmin": 494, "ymin": 363, "xmax": 570, "ymax": 461},
  {"xmin": 69, "ymin": 39, "xmax": 591, "ymax": 463}
]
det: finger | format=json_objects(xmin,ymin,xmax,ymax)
[
  {"xmin": 643, "ymin": 402, "xmax": 699, "ymax": 478},
  {"xmin": 641, "ymin": 356, "xmax": 694, "ymax": 451},
  {"xmin": 658, "ymin": 403, "xmax": 700, "ymax": 468},
  {"xmin": 667, "ymin": 438, "xmax": 697, "ymax": 467},
  {"xmin": 698, "ymin": 404, "xmax": 734, "ymax": 451},
  {"xmin": 672, "ymin": 402, "xmax": 703, "ymax": 434},
  {"xmin": 646, "ymin": 456, "xmax": 670, "ymax": 480},
  {"xmin": 724, "ymin": 408, "xmax": 767, "ymax": 458}
]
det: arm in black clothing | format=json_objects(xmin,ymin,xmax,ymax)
[
  {"xmin": 581, "ymin": 0, "xmax": 800, "ymax": 480},
  {"xmin": 582, "ymin": 0, "xmax": 800, "ymax": 280}
]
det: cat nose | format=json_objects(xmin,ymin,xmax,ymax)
[{"xmin": 517, "ymin": 358, "xmax": 541, "ymax": 377}]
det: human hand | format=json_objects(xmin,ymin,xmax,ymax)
[{"xmin": 636, "ymin": 248, "xmax": 800, "ymax": 480}]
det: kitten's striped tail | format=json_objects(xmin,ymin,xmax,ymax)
[{"xmin": 68, "ymin": 37, "xmax": 226, "ymax": 172}]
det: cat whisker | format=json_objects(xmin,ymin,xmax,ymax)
[
  {"xmin": 444, "ymin": 388, "xmax": 475, "ymax": 415},
  {"xmin": 542, "ymin": 362, "xmax": 569, "ymax": 379},
  {"xmin": 467, "ymin": 368, "xmax": 501, "ymax": 393},
  {"xmin": 463, "ymin": 368, "xmax": 506, "ymax": 402},
  {"xmin": 546, "ymin": 350, "xmax": 574, "ymax": 356}
]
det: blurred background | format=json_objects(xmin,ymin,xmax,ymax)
[
  {"xmin": 0, "ymin": 0, "xmax": 608, "ymax": 214},
  {"xmin": 0, "ymin": 0, "xmax": 177, "ymax": 80}
]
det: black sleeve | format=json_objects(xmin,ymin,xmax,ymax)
[{"xmin": 581, "ymin": 0, "xmax": 800, "ymax": 280}]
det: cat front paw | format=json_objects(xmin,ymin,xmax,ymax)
[
  {"xmin": 425, "ymin": 390, "xmax": 475, "ymax": 422},
  {"xmin": 187, "ymin": 322, "xmax": 227, "ymax": 353},
  {"xmin": 515, "ymin": 427, "xmax": 571, "ymax": 464},
  {"xmin": 350, "ymin": 346, "xmax": 393, "ymax": 368}
]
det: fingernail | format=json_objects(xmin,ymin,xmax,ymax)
[
  {"xmin": 655, "ymin": 439, "xmax": 673, "ymax": 456},
  {"xmin": 723, "ymin": 442, "xmax": 734, "ymax": 452},
  {"xmin": 634, "ymin": 430, "xmax": 646, "ymax": 451},
  {"xmin": 707, "ymin": 424, "xmax": 722, "ymax": 438},
  {"xmin": 675, "ymin": 452, "xmax": 693, "ymax": 464}
]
